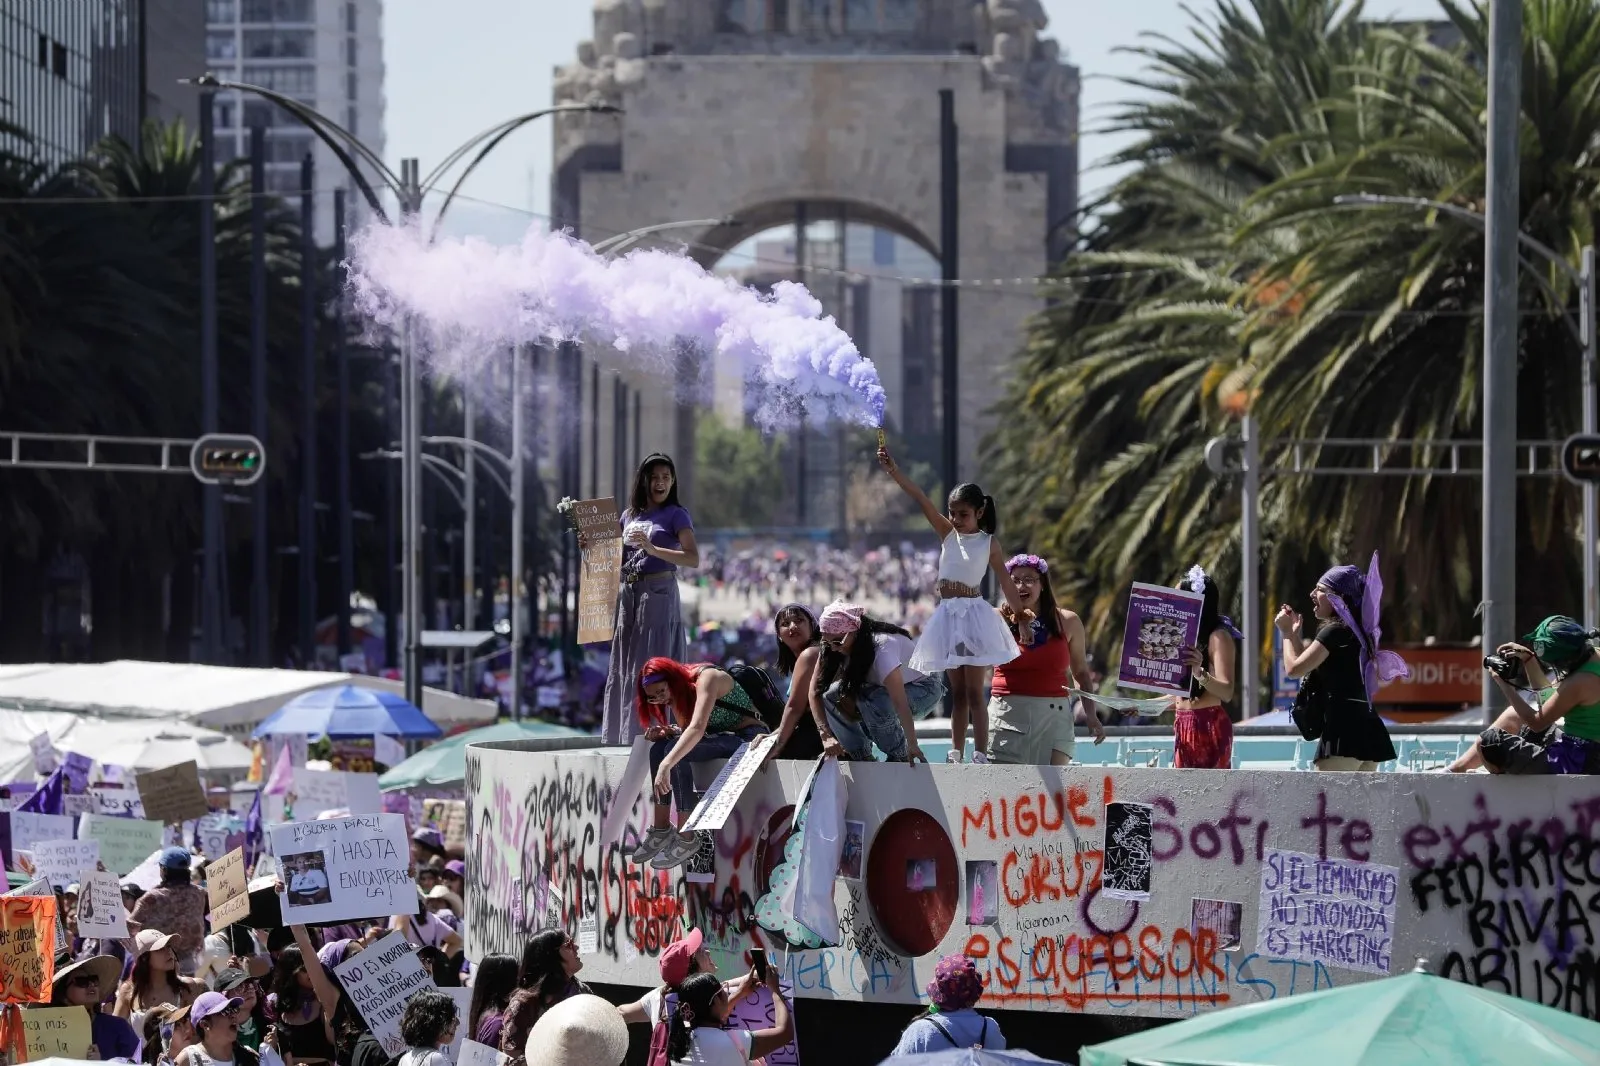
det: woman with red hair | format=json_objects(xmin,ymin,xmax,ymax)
[{"xmin": 629, "ymin": 657, "xmax": 770, "ymax": 870}]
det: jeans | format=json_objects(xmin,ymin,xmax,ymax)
[
  {"xmin": 650, "ymin": 724, "xmax": 767, "ymax": 813},
  {"xmin": 823, "ymin": 674, "xmax": 946, "ymax": 761}
]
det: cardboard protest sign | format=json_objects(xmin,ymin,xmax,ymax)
[
  {"xmin": 7, "ymin": 879, "xmax": 66, "ymax": 968},
  {"xmin": 20, "ymin": 1005, "xmax": 91, "ymax": 1059},
  {"xmin": 8, "ymin": 813, "xmax": 73, "ymax": 867},
  {"xmin": 683, "ymin": 735, "xmax": 777, "ymax": 833},
  {"xmin": 79, "ymin": 814, "xmax": 165, "ymax": 876},
  {"xmin": 207, "ymin": 847, "xmax": 250, "ymax": 931},
  {"xmin": 291, "ymin": 768, "xmax": 383, "ymax": 816},
  {"xmin": 575, "ymin": 497, "xmax": 622, "ymax": 645},
  {"xmin": 269, "ymin": 814, "xmax": 415, "ymax": 925},
  {"xmin": 90, "ymin": 785, "xmax": 145, "ymax": 819},
  {"xmin": 330, "ymin": 931, "xmax": 437, "ymax": 1056},
  {"xmin": 135, "ymin": 760, "xmax": 209, "ymax": 825},
  {"xmin": 28, "ymin": 733, "xmax": 58, "ymax": 776},
  {"xmin": 1117, "ymin": 582, "xmax": 1205, "ymax": 697},
  {"xmin": 32, "ymin": 838, "xmax": 98, "ymax": 890},
  {"xmin": 76, "ymin": 870, "xmax": 129, "ymax": 939},
  {"xmin": 421, "ymin": 799, "xmax": 466, "ymax": 851},
  {"xmin": 0, "ymin": 895, "xmax": 56, "ymax": 1002}
]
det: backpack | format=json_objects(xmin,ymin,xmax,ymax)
[
  {"xmin": 723, "ymin": 663, "xmax": 785, "ymax": 731},
  {"xmin": 645, "ymin": 989, "xmax": 677, "ymax": 1066},
  {"xmin": 927, "ymin": 1015, "xmax": 990, "ymax": 1050}
]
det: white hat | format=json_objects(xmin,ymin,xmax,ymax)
[{"xmin": 524, "ymin": 995, "xmax": 627, "ymax": 1066}]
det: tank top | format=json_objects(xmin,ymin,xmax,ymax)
[
  {"xmin": 936, "ymin": 531, "xmax": 990, "ymax": 587},
  {"xmin": 1562, "ymin": 661, "xmax": 1600, "ymax": 741},
  {"xmin": 703, "ymin": 667, "xmax": 754, "ymax": 733},
  {"xmin": 991, "ymin": 629, "xmax": 1071, "ymax": 697}
]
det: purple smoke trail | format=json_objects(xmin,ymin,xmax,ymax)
[{"xmin": 346, "ymin": 222, "xmax": 886, "ymax": 428}]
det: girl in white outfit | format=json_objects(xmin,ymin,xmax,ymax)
[{"xmin": 879, "ymin": 445, "xmax": 1032, "ymax": 762}]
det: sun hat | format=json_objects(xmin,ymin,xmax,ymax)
[
  {"xmin": 51, "ymin": 954, "xmax": 121, "ymax": 994},
  {"xmin": 425, "ymin": 885, "xmax": 464, "ymax": 914},
  {"xmin": 158, "ymin": 846, "xmax": 193, "ymax": 870},
  {"xmin": 658, "ymin": 928, "xmax": 704, "ymax": 987},
  {"xmin": 926, "ymin": 954, "xmax": 984, "ymax": 1012},
  {"xmin": 135, "ymin": 929, "xmax": 177, "ymax": 956},
  {"xmin": 191, "ymin": 991, "xmax": 244, "ymax": 1026},
  {"xmin": 523, "ymin": 994, "xmax": 628, "ymax": 1066}
]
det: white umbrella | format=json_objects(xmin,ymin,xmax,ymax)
[{"xmin": 119, "ymin": 731, "xmax": 255, "ymax": 774}]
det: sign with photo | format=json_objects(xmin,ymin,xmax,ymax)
[{"xmin": 269, "ymin": 814, "xmax": 415, "ymax": 925}]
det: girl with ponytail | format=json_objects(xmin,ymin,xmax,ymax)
[
  {"xmin": 878, "ymin": 445, "xmax": 1032, "ymax": 764},
  {"xmin": 665, "ymin": 970, "xmax": 791, "ymax": 1064}
]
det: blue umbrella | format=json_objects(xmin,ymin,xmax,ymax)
[
  {"xmin": 880, "ymin": 1052, "xmax": 1068, "ymax": 1066},
  {"xmin": 252, "ymin": 684, "xmax": 443, "ymax": 740}
]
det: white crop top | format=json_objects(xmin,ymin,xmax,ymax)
[{"xmin": 936, "ymin": 530, "xmax": 991, "ymax": 586}]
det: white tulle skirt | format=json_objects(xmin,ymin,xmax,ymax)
[{"xmin": 909, "ymin": 597, "xmax": 1021, "ymax": 672}]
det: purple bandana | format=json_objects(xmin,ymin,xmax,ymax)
[{"xmin": 1318, "ymin": 552, "xmax": 1410, "ymax": 700}]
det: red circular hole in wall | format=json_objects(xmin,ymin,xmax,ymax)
[
  {"xmin": 754, "ymin": 805, "xmax": 796, "ymax": 897},
  {"xmin": 865, "ymin": 808, "xmax": 957, "ymax": 957}
]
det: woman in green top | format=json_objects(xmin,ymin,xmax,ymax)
[
  {"xmin": 631, "ymin": 656, "xmax": 771, "ymax": 870},
  {"xmin": 1449, "ymin": 615, "xmax": 1600, "ymax": 775}
]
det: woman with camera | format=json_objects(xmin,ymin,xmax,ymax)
[
  {"xmin": 1276, "ymin": 555, "xmax": 1404, "ymax": 771},
  {"xmin": 1448, "ymin": 615, "xmax": 1600, "ymax": 775}
]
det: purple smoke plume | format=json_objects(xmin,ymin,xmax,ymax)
[{"xmin": 346, "ymin": 222, "xmax": 886, "ymax": 428}]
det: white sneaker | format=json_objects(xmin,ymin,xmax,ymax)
[
  {"xmin": 971, "ymin": 751, "xmax": 990, "ymax": 765},
  {"xmin": 946, "ymin": 748, "xmax": 964, "ymax": 764},
  {"xmin": 628, "ymin": 826, "xmax": 674, "ymax": 865}
]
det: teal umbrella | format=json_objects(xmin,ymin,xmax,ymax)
[
  {"xmin": 377, "ymin": 720, "xmax": 589, "ymax": 790},
  {"xmin": 1080, "ymin": 968, "xmax": 1599, "ymax": 1066}
]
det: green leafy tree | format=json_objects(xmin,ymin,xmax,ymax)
[{"xmin": 694, "ymin": 419, "xmax": 786, "ymax": 529}]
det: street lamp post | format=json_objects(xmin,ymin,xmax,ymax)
[{"xmin": 1333, "ymin": 194, "xmax": 1598, "ymax": 657}]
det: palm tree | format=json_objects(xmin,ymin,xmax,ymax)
[{"xmin": 988, "ymin": 0, "xmax": 1600, "ymax": 678}]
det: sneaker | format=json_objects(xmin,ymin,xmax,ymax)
[
  {"xmin": 651, "ymin": 834, "xmax": 703, "ymax": 871},
  {"xmin": 628, "ymin": 827, "xmax": 674, "ymax": 866},
  {"xmin": 971, "ymin": 750, "xmax": 990, "ymax": 765},
  {"xmin": 946, "ymin": 748, "xmax": 964, "ymax": 764}
]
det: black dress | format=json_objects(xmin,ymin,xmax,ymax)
[{"xmin": 1308, "ymin": 622, "xmax": 1397, "ymax": 764}]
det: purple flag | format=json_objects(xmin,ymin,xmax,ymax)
[
  {"xmin": 18, "ymin": 766, "xmax": 65, "ymax": 815},
  {"xmin": 243, "ymin": 789, "xmax": 263, "ymax": 872}
]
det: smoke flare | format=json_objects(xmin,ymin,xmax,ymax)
[{"xmin": 346, "ymin": 222, "xmax": 886, "ymax": 428}]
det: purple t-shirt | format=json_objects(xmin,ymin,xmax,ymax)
[{"xmin": 622, "ymin": 505, "xmax": 693, "ymax": 575}]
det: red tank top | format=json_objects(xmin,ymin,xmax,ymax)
[{"xmin": 991, "ymin": 631, "xmax": 1071, "ymax": 697}]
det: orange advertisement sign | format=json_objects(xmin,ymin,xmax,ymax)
[
  {"xmin": 0, "ymin": 896, "xmax": 56, "ymax": 1003},
  {"xmin": 1375, "ymin": 647, "xmax": 1482, "ymax": 706}
]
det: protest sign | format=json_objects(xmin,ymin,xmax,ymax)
[
  {"xmin": 198, "ymin": 813, "xmax": 241, "ymax": 862},
  {"xmin": 8, "ymin": 812, "xmax": 73, "ymax": 867},
  {"xmin": 79, "ymin": 814, "xmax": 164, "ymax": 876},
  {"xmin": 683, "ymin": 735, "xmax": 777, "ymax": 833},
  {"xmin": 291, "ymin": 768, "xmax": 383, "ymax": 816},
  {"xmin": 32, "ymin": 838, "xmax": 98, "ymax": 890},
  {"xmin": 62, "ymin": 794, "xmax": 95, "ymax": 818},
  {"xmin": 455, "ymin": 1041, "xmax": 505, "ymax": 1066},
  {"xmin": 330, "ymin": 931, "xmax": 437, "ymax": 1056},
  {"xmin": 21, "ymin": 1004, "xmax": 92, "ymax": 1059},
  {"xmin": 207, "ymin": 847, "xmax": 250, "ymax": 931},
  {"xmin": 135, "ymin": 760, "xmax": 209, "ymax": 824},
  {"xmin": 269, "ymin": 814, "xmax": 415, "ymax": 925},
  {"xmin": 7, "ymin": 878, "xmax": 66, "ymax": 967},
  {"xmin": 374, "ymin": 734, "xmax": 406, "ymax": 770},
  {"xmin": 76, "ymin": 870, "xmax": 129, "ymax": 939},
  {"xmin": 599, "ymin": 737, "xmax": 650, "ymax": 851},
  {"xmin": 90, "ymin": 785, "xmax": 145, "ymax": 819},
  {"xmin": 61, "ymin": 752, "xmax": 93, "ymax": 795},
  {"xmin": 421, "ymin": 799, "xmax": 466, "ymax": 851},
  {"xmin": 1257, "ymin": 848, "xmax": 1399, "ymax": 975},
  {"xmin": 1117, "ymin": 582, "xmax": 1205, "ymax": 697},
  {"xmin": 28, "ymin": 733, "xmax": 58, "ymax": 776},
  {"xmin": 727, "ymin": 979, "xmax": 800, "ymax": 1066},
  {"xmin": 575, "ymin": 497, "xmax": 622, "ymax": 645},
  {"xmin": 0, "ymin": 895, "xmax": 56, "ymax": 1002}
]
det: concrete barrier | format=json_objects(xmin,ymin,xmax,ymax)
[{"xmin": 464, "ymin": 741, "xmax": 1600, "ymax": 1020}]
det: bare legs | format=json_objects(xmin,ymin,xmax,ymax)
[
  {"xmin": 1447, "ymin": 707, "xmax": 1525, "ymax": 772},
  {"xmin": 947, "ymin": 665, "xmax": 987, "ymax": 759}
]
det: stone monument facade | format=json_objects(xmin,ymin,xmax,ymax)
[{"xmin": 551, "ymin": 0, "xmax": 1078, "ymax": 504}]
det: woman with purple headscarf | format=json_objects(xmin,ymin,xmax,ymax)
[{"xmin": 1276, "ymin": 553, "xmax": 1405, "ymax": 771}]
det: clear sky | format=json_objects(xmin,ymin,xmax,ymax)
[{"xmin": 385, "ymin": 0, "xmax": 1447, "ymax": 243}]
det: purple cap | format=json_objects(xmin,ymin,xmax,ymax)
[
  {"xmin": 191, "ymin": 991, "xmax": 244, "ymax": 1026},
  {"xmin": 444, "ymin": 860, "xmax": 465, "ymax": 877}
]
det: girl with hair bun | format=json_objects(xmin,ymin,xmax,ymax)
[{"xmin": 878, "ymin": 444, "xmax": 1031, "ymax": 764}]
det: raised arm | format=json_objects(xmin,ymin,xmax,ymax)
[
  {"xmin": 1276, "ymin": 606, "xmax": 1327, "ymax": 678},
  {"xmin": 877, "ymin": 447, "xmax": 952, "ymax": 537},
  {"xmin": 988, "ymin": 540, "xmax": 1031, "ymax": 623},
  {"xmin": 289, "ymin": 922, "xmax": 343, "ymax": 1038},
  {"xmin": 747, "ymin": 971, "xmax": 795, "ymax": 1061}
]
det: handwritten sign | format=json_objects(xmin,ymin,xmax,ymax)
[
  {"xmin": 574, "ymin": 497, "xmax": 622, "ymax": 645},
  {"xmin": 77, "ymin": 870, "xmax": 129, "ymax": 939},
  {"xmin": 8, "ymin": 812, "xmax": 73, "ymax": 867},
  {"xmin": 32, "ymin": 838, "xmax": 98, "ymax": 890},
  {"xmin": 455, "ymin": 1041, "xmax": 505, "ymax": 1066},
  {"xmin": 682, "ymin": 735, "xmax": 777, "ymax": 833},
  {"xmin": 79, "ymin": 814, "xmax": 164, "ymax": 876},
  {"xmin": 443, "ymin": 987, "xmax": 472, "ymax": 1064},
  {"xmin": 269, "ymin": 814, "xmax": 415, "ymax": 924},
  {"xmin": 1117, "ymin": 582, "xmax": 1205, "ymax": 696},
  {"xmin": 135, "ymin": 760, "xmax": 209, "ymax": 824},
  {"xmin": 28, "ymin": 733, "xmax": 58, "ymax": 775},
  {"xmin": 21, "ymin": 1004, "xmax": 91, "ymax": 1059},
  {"xmin": 421, "ymin": 799, "xmax": 466, "ymax": 850},
  {"xmin": 207, "ymin": 846, "xmax": 250, "ymax": 931},
  {"xmin": 0, "ymin": 895, "xmax": 56, "ymax": 1002},
  {"xmin": 331, "ymin": 931, "xmax": 438, "ymax": 1056},
  {"xmin": 90, "ymin": 785, "xmax": 145, "ymax": 819},
  {"xmin": 291, "ymin": 768, "xmax": 383, "ymax": 816},
  {"xmin": 1257, "ymin": 848, "xmax": 1399, "ymax": 975}
]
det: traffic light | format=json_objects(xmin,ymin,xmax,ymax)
[
  {"xmin": 1562, "ymin": 435, "xmax": 1600, "ymax": 484},
  {"xmin": 191, "ymin": 434, "xmax": 266, "ymax": 486}
]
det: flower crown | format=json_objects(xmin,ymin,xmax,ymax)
[
  {"xmin": 1186, "ymin": 564, "xmax": 1207, "ymax": 595},
  {"xmin": 1004, "ymin": 553, "xmax": 1049, "ymax": 574}
]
